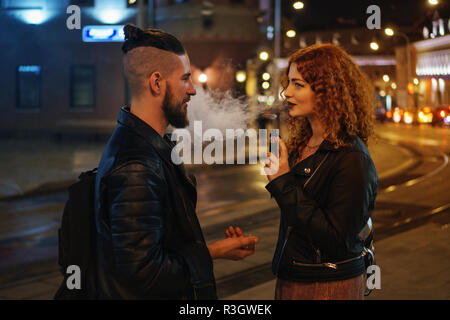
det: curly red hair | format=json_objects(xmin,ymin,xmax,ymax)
[{"xmin": 282, "ymin": 44, "xmax": 375, "ymax": 157}]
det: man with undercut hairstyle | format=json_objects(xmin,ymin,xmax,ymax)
[{"xmin": 94, "ymin": 24, "xmax": 259, "ymax": 300}]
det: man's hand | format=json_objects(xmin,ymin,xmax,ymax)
[
  {"xmin": 264, "ymin": 138, "xmax": 290, "ymax": 182},
  {"xmin": 208, "ymin": 227, "xmax": 259, "ymax": 260}
]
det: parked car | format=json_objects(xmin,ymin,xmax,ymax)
[
  {"xmin": 417, "ymin": 106, "xmax": 433, "ymax": 124},
  {"xmin": 432, "ymin": 105, "xmax": 450, "ymax": 127}
]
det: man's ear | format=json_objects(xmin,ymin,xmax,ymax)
[{"xmin": 148, "ymin": 71, "xmax": 164, "ymax": 96}]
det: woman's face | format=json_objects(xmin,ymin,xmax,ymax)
[{"xmin": 284, "ymin": 63, "xmax": 316, "ymax": 118}]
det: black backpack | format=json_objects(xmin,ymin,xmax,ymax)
[{"xmin": 54, "ymin": 168, "xmax": 98, "ymax": 300}]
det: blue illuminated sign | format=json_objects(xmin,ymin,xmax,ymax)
[
  {"xmin": 82, "ymin": 25, "xmax": 125, "ymax": 42},
  {"xmin": 18, "ymin": 65, "xmax": 41, "ymax": 74}
]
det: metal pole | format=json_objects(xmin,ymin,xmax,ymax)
[
  {"xmin": 274, "ymin": 0, "xmax": 281, "ymax": 59},
  {"xmin": 138, "ymin": 0, "xmax": 148, "ymax": 29},
  {"xmin": 148, "ymin": 0, "xmax": 156, "ymax": 28},
  {"xmin": 399, "ymin": 32, "xmax": 412, "ymax": 110},
  {"xmin": 274, "ymin": 0, "xmax": 282, "ymax": 131}
]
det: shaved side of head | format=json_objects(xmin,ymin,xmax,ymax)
[{"xmin": 123, "ymin": 46, "xmax": 182, "ymax": 97}]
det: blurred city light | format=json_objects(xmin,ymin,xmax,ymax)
[
  {"xmin": 235, "ymin": 71, "xmax": 246, "ymax": 83},
  {"xmin": 379, "ymin": 90, "xmax": 386, "ymax": 97},
  {"xmin": 99, "ymin": 9, "xmax": 123, "ymax": 24},
  {"xmin": 286, "ymin": 30, "xmax": 296, "ymax": 38},
  {"xmin": 428, "ymin": 0, "xmax": 439, "ymax": 5},
  {"xmin": 370, "ymin": 41, "xmax": 379, "ymax": 51},
  {"xmin": 82, "ymin": 26, "xmax": 125, "ymax": 42},
  {"xmin": 414, "ymin": 78, "xmax": 419, "ymax": 85},
  {"xmin": 262, "ymin": 81, "xmax": 270, "ymax": 90},
  {"xmin": 293, "ymin": 1, "xmax": 304, "ymax": 10},
  {"xmin": 259, "ymin": 51, "xmax": 269, "ymax": 61},
  {"xmin": 404, "ymin": 112, "xmax": 413, "ymax": 124},
  {"xmin": 383, "ymin": 75, "xmax": 390, "ymax": 82},
  {"xmin": 262, "ymin": 72, "xmax": 271, "ymax": 80},
  {"xmin": 391, "ymin": 82, "xmax": 397, "ymax": 89},
  {"xmin": 385, "ymin": 28, "xmax": 395, "ymax": 36},
  {"xmin": 19, "ymin": 9, "xmax": 46, "ymax": 25},
  {"xmin": 198, "ymin": 73, "xmax": 208, "ymax": 83}
]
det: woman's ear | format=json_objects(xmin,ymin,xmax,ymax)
[{"xmin": 148, "ymin": 71, "xmax": 163, "ymax": 96}]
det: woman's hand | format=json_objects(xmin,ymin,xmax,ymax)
[{"xmin": 264, "ymin": 138, "xmax": 290, "ymax": 182}]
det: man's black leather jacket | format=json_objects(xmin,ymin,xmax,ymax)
[
  {"xmin": 266, "ymin": 136, "xmax": 378, "ymax": 282},
  {"xmin": 94, "ymin": 106, "xmax": 216, "ymax": 299}
]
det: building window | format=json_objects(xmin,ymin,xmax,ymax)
[
  {"xmin": 16, "ymin": 65, "xmax": 41, "ymax": 110},
  {"xmin": 70, "ymin": 0, "xmax": 95, "ymax": 7},
  {"xmin": 71, "ymin": 65, "xmax": 96, "ymax": 109}
]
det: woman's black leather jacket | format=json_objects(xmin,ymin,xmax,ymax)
[{"xmin": 266, "ymin": 136, "xmax": 378, "ymax": 282}]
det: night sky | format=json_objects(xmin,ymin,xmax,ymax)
[{"xmin": 283, "ymin": 0, "xmax": 450, "ymax": 33}]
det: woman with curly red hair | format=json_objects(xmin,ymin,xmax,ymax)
[{"xmin": 263, "ymin": 43, "xmax": 378, "ymax": 299}]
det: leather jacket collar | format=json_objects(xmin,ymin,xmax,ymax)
[
  {"xmin": 117, "ymin": 106, "xmax": 174, "ymax": 166},
  {"xmin": 117, "ymin": 106, "xmax": 196, "ymax": 189}
]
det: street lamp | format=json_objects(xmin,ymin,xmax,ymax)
[
  {"xmin": 236, "ymin": 71, "xmax": 246, "ymax": 83},
  {"xmin": 384, "ymin": 28, "xmax": 394, "ymax": 36},
  {"xmin": 262, "ymin": 72, "xmax": 271, "ymax": 81},
  {"xmin": 286, "ymin": 30, "xmax": 296, "ymax": 38},
  {"xmin": 293, "ymin": 1, "xmax": 304, "ymax": 10},
  {"xmin": 198, "ymin": 73, "xmax": 207, "ymax": 83},
  {"xmin": 370, "ymin": 41, "xmax": 379, "ymax": 51},
  {"xmin": 384, "ymin": 27, "xmax": 412, "ymax": 108},
  {"xmin": 383, "ymin": 75, "xmax": 390, "ymax": 82},
  {"xmin": 259, "ymin": 51, "xmax": 269, "ymax": 61}
]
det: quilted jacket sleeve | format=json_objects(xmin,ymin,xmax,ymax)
[{"xmin": 104, "ymin": 160, "xmax": 196, "ymax": 297}]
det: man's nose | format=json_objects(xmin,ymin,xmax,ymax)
[{"xmin": 187, "ymin": 79, "xmax": 196, "ymax": 96}]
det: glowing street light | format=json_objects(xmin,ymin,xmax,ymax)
[
  {"xmin": 413, "ymin": 78, "xmax": 419, "ymax": 85},
  {"xmin": 259, "ymin": 51, "xmax": 269, "ymax": 61},
  {"xmin": 198, "ymin": 73, "xmax": 208, "ymax": 83},
  {"xmin": 428, "ymin": 0, "xmax": 439, "ymax": 5},
  {"xmin": 235, "ymin": 71, "xmax": 246, "ymax": 83},
  {"xmin": 262, "ymin": 72, "xmax": 271, "ymax": 81},
  {"xmin": 391, "ymin": 82, "xmax": 397, "ymax": 89},
  {"xmin": 383, "ymin": 75, "xmax": 390, "ymax": 82},
  {"xmin": 286, "ymin": 30, "xmax": 296, "ymax": 38},
  {"xmin": 293, "ymin": 1, "xmax": 304, "ymax": 10},
  {"xmin": 370, "ymin": 41, "xmax": 379, "ymax": 51},
  {"xmin": 385, "ymin": 28, "xmax": 395, "ymax": 36},
  {"xmin": 262, "ymin": 81, "xmax": 270, "ymax": 90}
]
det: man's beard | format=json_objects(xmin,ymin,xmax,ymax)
[{"xmin": 162, "ymin": 84, "xmax": 189, "ymax": 128}]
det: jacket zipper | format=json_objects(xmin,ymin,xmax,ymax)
[
  {"xmin": 275, "ymin": 226, "xmax": 292, "ymax": 273},
  {"xmin": 276, "ymin": 153, "xmax": 329, "ymax": 274},
  {"xmin": 292, "ymin": 255, "xmax": 363, "ymax": 270},
  {"xmin": 292, "ymin": 260, "xmax": 338, "ymax": 269}
]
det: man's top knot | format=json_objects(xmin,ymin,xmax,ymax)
[
  {"xmin": 121, "ymin": 24, "xmax": 185, "ymax": 55},
  {"xmin": 123, "ymin": 24, "xmax": 144, "ymax": 42}
]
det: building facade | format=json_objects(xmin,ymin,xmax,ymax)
[{"xmin": 0, "ymin": 0, "xmax": 268, "ymax": 135}]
